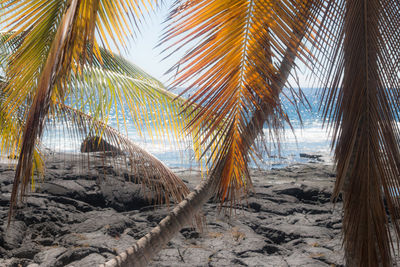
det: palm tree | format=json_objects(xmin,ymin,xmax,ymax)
[
  {"xmin": 2, "ymin": 1, "xmax": 400, "ymax": 267},
  {"xmin": 102, "ymin": 0, "xmax": 326, "ymax": 266},
  {"xmin": 102, "ymin": 0, "xmax": 400, "ymax": 266},
  {"xmin": 0, "ymin": 0, "xmax": 195, "ymax": 222}
]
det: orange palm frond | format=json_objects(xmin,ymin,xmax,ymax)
[{"xmin": 164, "ymin": 0, "xmax": 322, "ymax": 203}]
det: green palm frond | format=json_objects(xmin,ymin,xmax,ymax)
[
  {"xmin": 1, "ymin": 32, "xmax": 189, "ymax": 165},
  {"xmin": 0, "ymin": 31, "xmax": 190, "ymax": 149},
  {"xmin": 0, "ymin": 0, "xmax": 189, "ymax": 221},
  {"xmin": 65, "ymin": 46, "xmax": 188, "ymax": 143},
  {"xmin": 1, "ymin": 0, "xmax": 67, "ymax": 112}
]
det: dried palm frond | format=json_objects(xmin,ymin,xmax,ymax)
[
  {"xmin": 55, "ymin": 102, "xmax": 190, "ymax": 207},
  {"xmin": 314, "ymin": 0, "xmax": 400, "ymax": 266}
]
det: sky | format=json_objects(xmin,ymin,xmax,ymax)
[
  {"xmin": 124, "ymin": 1, "xmax": 184, "ymax": 87},
  {"xmin": 122, "ymin": 1, "xmax": 312, "ymax": 89}
]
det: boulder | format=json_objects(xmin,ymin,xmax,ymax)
[{"xmin": 80, "ymin": 136, "xmax": 122, "ymax": 155}]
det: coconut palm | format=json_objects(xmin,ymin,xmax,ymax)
[
  {"xmin": 102, "ymin": 0, "xmax": 327, "ymax": 266},
  {"xmin": 103, "ymin": 0, "xmax": 400, "ymax": 267},
  {"xmin": 0, "ymin": 0, "xmax": 195, "ymax": 223},
  {"xmin": 2, "ymin": 0, "xmax": 400, "ymax": 267}
]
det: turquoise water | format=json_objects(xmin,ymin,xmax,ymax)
[{"xmin": 43, "ymin": 88, "xmax": 332, "ymax": 168}]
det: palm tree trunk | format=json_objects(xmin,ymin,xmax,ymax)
[
  {"xmin": 8, "ymin": 0, "xmax": 80, "ymax": 222},
  {"xmin": 100, "ymin": 175, "xmax": 216, "ymax": 267},
  {"xmin": 101, "ymin": 7, "xmax": 313, "ymax": 265}
]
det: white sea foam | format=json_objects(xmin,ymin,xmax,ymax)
[
  {"xmin": 41, "ymin": 120, "xmax": 333, "ymax": 169},
  {"xmin": 42, "ymin": 88, "xmax": 335, "ymax": 169}
]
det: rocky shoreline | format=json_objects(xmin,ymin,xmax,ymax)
[{"xmin": 0, "ymin": 153, "xmax": 345, "ymax": 266}]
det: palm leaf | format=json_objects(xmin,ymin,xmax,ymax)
[
  {"xmin": 313, "ymin": 0, "xmax": 400, "ymax": 265},
  {"xmin": 54, "ymin": 102, "xmax": 190, "ymax": 206},
  {"xmin": 163, "ymin": 0, "xmax": 323, "ymax": 203},
  {"xmin": 65, "ymin": 46, "xmax": 189, "ymax": 143},
  {"xmin": 0, "ymin": 31, "xmax": 191, "ymax": 151},
  {"xmin": 1, "ymin": 48, "xmax": 191, "ymax": 224},
  {"xmin": 0, "ymin": 31, "xmax": 194, "ymax": 175},
  {"xmin": 5, "ymin": 0, "xmax": 85, "ymax": 220},
  {"xmin": 0, "ymin": 0, "xmax": 189, "ymax": 221}
]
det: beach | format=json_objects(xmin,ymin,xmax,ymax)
[{"xmin": 0, "ymin": 152, "xmax": 348, "ymax": 267}]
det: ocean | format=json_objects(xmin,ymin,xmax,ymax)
[{"xmin": 43, "ymin": 88, "xmax": 333, "ymax": 169}]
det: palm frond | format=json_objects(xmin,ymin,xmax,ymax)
[
  {"xmin": 0, "ymin": 31, "xmax": 191, "ymax": 155},
  {"xmin": 5, "ymin": 0, "xmax": 82, "ymax": 221},
  {"xmin": 164, "ymin": 0, "xmax": 323, "ymax": 203},
  {"xmin": 316, "ymin": 0, "xmax": 400, "ymax": 265},
  {"xmin": 0, "ymin": 0, "xmax": 169, "ymax": 221},
  {"xmin": 65, "ymin": 46, "xmax": 189, "ymax": 143},
  {"xmin": 1, "ymin": 47, "xmax": 191, "ymax": 223},
  {"xmin": 54, "ymin": 102, "xmax": 190, "ymax": 206}
]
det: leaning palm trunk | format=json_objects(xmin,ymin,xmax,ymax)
[
  {"xmin": 102, "ymin": 7, "xmax": 313, "ymax": 265},
  {"xmin": 9, "ymin": 0, "xmax": 80, "ymax": 221},
  {"xmin": 101, "ymin": 174, "xmax": 216, "ymax": 267}
]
